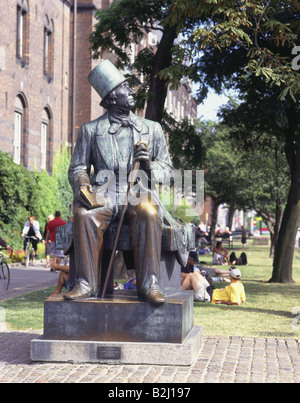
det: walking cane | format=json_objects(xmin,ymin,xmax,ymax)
[{"xmin": 101, "ymin": 141, "xmax": 147, "ymax": 299}]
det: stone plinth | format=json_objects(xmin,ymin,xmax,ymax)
[
  {"xmin": 43, "ymin": 290, "xmax": 193, "ymax": 344},
  {"xmin": 31, "ymin": 326, "xmax": 203, "ymax": 366},
  {"xmin": 31, "ymin": 248, "xmax": 203, "ymax": 365}
]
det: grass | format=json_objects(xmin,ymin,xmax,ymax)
[
  {"xmin": 194, "ymin": 240, "xmax": 300, "ymax": 338},
  {"xmin": 1, "ymin": 240, "xmax": 300, "ymax": 339}
]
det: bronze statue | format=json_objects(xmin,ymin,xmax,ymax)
[{"xmin": 64, "ymin": 60, "xmax": 192, "ymax": 304}]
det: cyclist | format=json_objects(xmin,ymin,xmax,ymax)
[
  {"xmin": 0, "ymin": 235, "xmax": 13, "ymax": 253},
  {"xmin": 21, "ymin": 215, "xmax": 42, "ymax": 262}
]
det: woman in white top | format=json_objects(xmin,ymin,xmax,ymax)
[{"xmin": 213, "ymin": 241, "xmax": 229, "ymax": 265}]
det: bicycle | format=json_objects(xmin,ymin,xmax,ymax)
[
  {"xmin": 23, "ymin": 235, "xmax": 39, "ymax": 267},
  {"xmin": 0, "ymin": 248, "xmax": 12, "ymax": 292}
]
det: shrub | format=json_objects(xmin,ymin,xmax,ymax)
[
  {"xmin": 0, "ymin": 146, "xmax": 73, "ymax": 251},
  {"xmin": 11, "ymin": 249, "xmax": 25, "ymax": 263}
]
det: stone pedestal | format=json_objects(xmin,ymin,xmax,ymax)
[
  {"xmin": 42, "ymin": 290, "xmax": 193, "ymax": 343},
  {"xmin": 31, "ymin": 326, "xmax": 203, "ymax": 366},
  {"xmin": 31, "ymin": 250, "xmax": 203, "ymax": 365}
]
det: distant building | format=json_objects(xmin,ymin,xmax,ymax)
[{"xmin": 0, "ymin": 0, "xmax": 197, "ymax": 173}]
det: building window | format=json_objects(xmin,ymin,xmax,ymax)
[
  {"xmin": 16, "ymin": 0, "xmax": 29, "ymax": 67},
  {"xmin": 14, "ymin": 112, "xmax": 22, "ymax": 164},
  {"xmin": 43, "ymin": 16, "xmax": 54, "ymax": 82},
  {"xmin": 14, "ymin": 95, "xmax": 26, "ymax": 164},
  {"xmin": 41, "ymin": 107, "xmax": 52, "ymax": 171},
  {"xmin": 41, "ymin": 122, "xmax": 47, "ymax": 170},
  {"xmin": 41, "ymin": 108, "xmax": 51, "ymax": 170}
]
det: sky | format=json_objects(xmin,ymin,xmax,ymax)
[{"xmin": 196, "ymin": 90, "xmax": 233, "ymax": 122}]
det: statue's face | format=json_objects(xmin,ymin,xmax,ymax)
[{"xmin": 114, "ymin": 81, "xmax": 135, "ymax": 111}]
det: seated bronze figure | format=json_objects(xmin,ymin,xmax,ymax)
[{"xmin": 64, "ymin": 60, "xmax": 192, "ymax": 304}]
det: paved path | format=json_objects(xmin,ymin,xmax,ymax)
[
  {"xmin": 0, "ymin": 331, "xmax": 299, "ymax": 383},
  {"xmin": 0, "ymin": 261, "xmax": 58, "ymax": 301},
  {"xmin": 0, "ymin": 262, "xmax": 300, "ymax": 383}
]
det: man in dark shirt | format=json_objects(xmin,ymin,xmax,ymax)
[{"xmin": 181, "ymin": 250, "xmax": 199, "ymax": 283}]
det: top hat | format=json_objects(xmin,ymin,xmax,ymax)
[{"xmin": 88, "ymin": 60, "xmax": 130, "ymax": 106}]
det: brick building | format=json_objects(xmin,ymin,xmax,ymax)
[{"xmin": 0, "ymin": 0, "xmax": 197, "ymax": 173}]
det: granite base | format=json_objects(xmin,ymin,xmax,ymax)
[
  {"xmin": 31, "ymin": 326, "xmax": 203, "ymax": 366},
  {"xmin": 43, "ymin": 290, "xmax": 194, "ymax": 343}
]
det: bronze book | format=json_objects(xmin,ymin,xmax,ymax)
[{"xmin": 77, "ymin": 188, "xmax": 105, "ymax": 209}]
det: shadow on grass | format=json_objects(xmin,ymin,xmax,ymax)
[{"xmin": 196, "ymin": 301, "xmax": 294, "ymax": 319}]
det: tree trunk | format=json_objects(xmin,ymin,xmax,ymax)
[
  {"xmin": 270, "ymin": 139, "xmax": 300, "ymax": 283},
  {"xmin": 227, "ymin": 205, "xmax": 235, "ymax": 230},
  {"xmin": 269, "ymin": 201, "xmax": 283, "ymax": 258},
  {"xmin": 210, "ymin": 197, "xmax": 219, "ymax": 248},
  {"xmin": 145, "ymin": 25, "xmax": 177, "ymax": 123}
]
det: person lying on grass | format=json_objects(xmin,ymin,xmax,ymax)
[{"xmin": 211, "ymin": 267, "xmax": 246, "ymax": 306}]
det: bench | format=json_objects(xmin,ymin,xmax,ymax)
[{"xmin": 215, "ymin": 233, "xmax": 232, "ymax": 248}]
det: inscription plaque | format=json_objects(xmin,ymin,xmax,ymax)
[{"xmin": 97, "ymin": 346, "xmax": 122, "ymax": 360}]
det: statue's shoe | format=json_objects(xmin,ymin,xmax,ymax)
[
  {"xmin": 63, "ymin": 283, "xmax": 93, "ymax": 300},
  {"xmin": 142, "ymin": 286, "xmax": 166, "ymax": 305}
]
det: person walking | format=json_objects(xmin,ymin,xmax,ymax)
[
  {"xmin": 241, "ymin": 225, "xmax": 247, "ymax": 248},
  {"xmin": 43, "ymin": 214, "xmax": 54, "ymax": 268},
  {"xmin": 45, "ymin": 211, "xmax": 67, "ymax": 271}
]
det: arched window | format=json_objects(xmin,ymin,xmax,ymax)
[
  {"xmin": 43, "ymin": 15, "xmax": 54, "ymax": 82},
  {"xmin": 16, "ymin": 0, "xmax": 29, "ymax": 67},
  {"xmin": 14, "ymin": 94, "xmax": 27, "ymax": 164},
  {"xmin": 41, "ymin": 107, "xmax": 52, "ymax": 171}
]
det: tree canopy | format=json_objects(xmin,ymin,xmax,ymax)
[{"xmin": 89, "ymin": 0, "xmax": 300, "ymax": 282}]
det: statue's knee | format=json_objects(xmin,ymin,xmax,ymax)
[
  {"xmin": 73, "ymin": 207, "xmax": 89, "ymax": 224},
  {"xmin": 135, "ymin": 202, "xmax": 159, "ymax": 221}
]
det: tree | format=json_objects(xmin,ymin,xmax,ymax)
[
  {"xmin": 90, "ymin": 0, "xmax": 179, "ymax": 122},
  {"xmin": 164, "ymin": 0, "xmax": 300, "ymax": 100},
  {"xmin": 90, "ymin": 1, "xmax": 300, "ymax": 281},
  {"xmin": 0, "ymin": 148, "xmax": 73, "ymax": 250},
  {"xmin": 200, "ymin": 121, "xmax": 240, "ymax": 246},
  {"xmin": 0, "ymin": 151, "xmax": 37, "ymax": 248},
  {"xmin": 161, "ymin": 112, "xmax": 205, "ymax": 170},
  {"xmin": 52, "ymin": 144, "xmax": 73, "ymax": 221},
  {"xmin": 233, "ymin": 135, "xmax": 290, "ymax": 257},
  {"xmin": 164, "ymin": 0, "xmax": 300, "ymax": 283}
]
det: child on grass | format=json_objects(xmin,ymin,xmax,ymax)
[{"xmin": 211, "ymin": 267, "xmax": 246, "ymax": 306}]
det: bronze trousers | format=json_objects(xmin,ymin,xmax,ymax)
[{"xmin": 72, "ymin": 201, "xmax": 162, "ymax": 297}]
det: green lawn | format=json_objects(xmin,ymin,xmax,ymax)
[
  {"xmin": 1, "ymin": 240, "xmax": 300, "ymax": 339},
  {"xmin": 194, "ymin": 240, "xmax": 300, "ymax": 338}
]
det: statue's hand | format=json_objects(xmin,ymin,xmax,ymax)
[{"xmin": 134, "ymin": 142, "xmax": 151, "ymax": 171}]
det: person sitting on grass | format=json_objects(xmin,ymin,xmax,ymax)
[
  {"xmin": 212, "ymin": 241, "xmax": 229, "ymax": 265},
  {"xmin": 181, "ymin": 270, "xmax": 211, "ymax": 302},
  {"xmin": 211, "ymin": 267, "xmax": 246, "ymax": 306},
  {"xmin": 181, "ymin": 250, "xmax": 199, "ymax": 283},
  {"xmin": 46, "ymin": 262, "xmax": 70, "ymax": 299}
]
